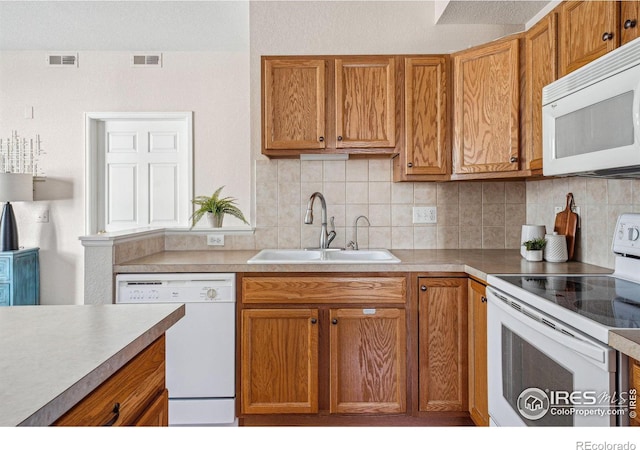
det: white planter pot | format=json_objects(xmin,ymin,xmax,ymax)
[
  {"xmin": 525, "ymin": 249, "xmax": 543, "ymax": 262},
  {"xmin": 206, "ymin": 212, "xmax": 224, "ymax": 228}
]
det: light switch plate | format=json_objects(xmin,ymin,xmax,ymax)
[{"xmin": 413, "ymin": 206, "xmax": 437, "ymax": 224}]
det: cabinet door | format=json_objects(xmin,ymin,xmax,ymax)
[
  {"xmin": 621, "ymin": 1, "xmax": 640, "ymax": 46},
  {"xmin": 134, "ymin": 389, "xmax": 168, "ymax": 426},
  {"xmin": 558, "ymin": 0, "xmax": 619, "ymax": 77},
  {"xmin": 329, "ymin": 308, "xmax": 406, "ymax": 414},
  {"xmin": 453, "ymin": 38, "xmax": 520, "ymax": 174},
  {"xmin": 403, "ymin": 56, "xmax": 449, "ymax": 176},
  {"xmin": 467, "ymin": 279, "xmax": 489, "ymax": 426},
  {"xmin": 525, "ymin": 12, "xmax": 557, "ymax": 172},
  {"xmin": 241, "ymin": 308, "xmax": 319, "ymax": 414},
  {"xmin": 263, "ymin": 58, "xmax": 326, "ymax": 151},
  {"xmin": 418, "ymin": 278, "xmax": 468, "ymax": 412},
  {"xmin": 335, "ymin": 57, "xmax": 396, "ymax": 149}
]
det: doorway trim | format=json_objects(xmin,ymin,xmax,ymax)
[{"xmin": 84, "ymin": 111, "xmax": 193, "ymax": 235}]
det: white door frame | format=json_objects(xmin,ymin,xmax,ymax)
[{"xmin": 84, "ymin": 112, "xmax": 193, "ymax": 235}]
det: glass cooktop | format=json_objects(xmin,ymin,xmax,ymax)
[{"xmin": 495, "ymin": 275, "xmax": 640, "ymax": 329}]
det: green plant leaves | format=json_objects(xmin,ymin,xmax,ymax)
[{"xmin": 190, "ymin": 185, "xmax": 249, "ymax": 227}]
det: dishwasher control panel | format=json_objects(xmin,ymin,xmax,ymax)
[{"xmin": 115, "ymin": 273, "xmax": 236, "ymax": 303}]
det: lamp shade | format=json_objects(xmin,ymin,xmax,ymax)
[{"xmin": 0, "ymin": 173, "xmax": 33, "ymax": 202}]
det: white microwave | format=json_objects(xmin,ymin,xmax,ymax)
[{"xmin": 543, "ymin": 37, "xmax": 640, "ymax": 177}]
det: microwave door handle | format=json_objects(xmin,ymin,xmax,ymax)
[{"xmin": 489, "ymin": 293, "xmax": 607, "ymax": 365}]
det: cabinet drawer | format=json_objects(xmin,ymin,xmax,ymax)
[
  {"xmin": 54, "ymin": 336, "xmax": 166, "ymax": 426},
  {"xmin": 242, "ymin": 276, "xmax": 407, "ymax": 304}
]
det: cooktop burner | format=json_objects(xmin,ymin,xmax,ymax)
[{"xmin": 495, "ymin": 275, "xmax": 640, "ymax": 329}]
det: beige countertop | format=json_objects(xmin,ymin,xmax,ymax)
[
  {"xmin": 0, "ymin": 303, "xmax": 184, "ymax": 426},
  {"xmin": 114, "ymin": 248, "xmax": 640, "ymax": 360}
]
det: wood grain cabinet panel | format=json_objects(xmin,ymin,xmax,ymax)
[
  {"xmin": 525, "ymin": 13, "xmax": 557, "ymax": 172},
  {"xmin": 453, "ymin": 37, "xmax": 520, "ymax": 175},
  {"xmin": 241, "ymin": 308, "xmax": 319, "ymax": 414},
  {"xmin": 335, "ymin": 57, "xmax": 396, "ymax": 149},
  {"xmin": 329, "ymin": 308, "xmax": 406, "ymax": 414},
  {"xmin": 467, "ymin": 279, "xmax": 488, "ymax": 426},
  {"xmin": 263, "ymin": 58, "xmax": 326, "ymax": 152},
  {"xmin": 54, "ymin": 336, "xmax": 167, "ymax": 426},
  {"xmin": 394, "ymin": 56, "xmax": 450, "ymax": 181},
  {"xmin": 418, "ymin": 278, "xmax": 468, "ymax": 412},
  {"xmin": 558, "ymin": 0, "xmax": 619, "ymax": 77},
  {"xmin": 621, "ymin": 1, "xmax": 640, "ymax": 45}
]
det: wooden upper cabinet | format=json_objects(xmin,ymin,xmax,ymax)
[
  {"xmin": 453, "ymin": 37, "xmax": 520, "ymax": 175},
  {"xmin": 335, "ymin": 57, "xmax": 396, "ymax": 149},
  {"xmin": 621, "ymin": 0, "xmax": 640, "ymax": 45},
  {"xmin": 263, "ymin": 58, "xmax": 326, "ymax": 152},
  {"xmin": 241, "ymin": 308, "xmax": 319, "ymax": 414},
  {"xmin": 397, "ymin": 56, "xmax": 449, "ymax": 179},
  {"xmin": 558, "ymin": 0, "xmax": 619, "ymax": 77},
  {"xmin": 525, "ymin": 12, "xmax": 557, "ymax": 172},
  {"xmin": 329, "ymin": 308, "xmax": 406, "ymax": 414}
]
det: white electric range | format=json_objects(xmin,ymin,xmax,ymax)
[{"xmin": 486, "ymin": 213, "xmax": 640, "ymax": 427}]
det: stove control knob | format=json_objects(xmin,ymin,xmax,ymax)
[
  {"xmin": 629, "ymin": 227, "xmax": 640, "ymax": 241},
  {"xmin": 206, "ymin": 288, "xmax": 218, "ymax": 299}
]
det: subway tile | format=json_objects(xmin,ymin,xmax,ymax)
[
  {"xmin": 392, "ymin": 226, "xmax": 414, "ymax": 249},
  {"xmin": 323, "ymin": 161, "xmax": 346, "ymax": 182},
  {"xmin": 459, "ymin": 182, "xmax": 482, "ymax": 204},
  {"xmin": 505, "ymin": 181, "xmax": 525, "ymax": 203},
  {"xmin": 391, "ymin": 182, "xmax": 414, "ymax": 204},
  {"xmin": 437, "ymin": 226, "xmax": 459, "ymax": 249},
  {"xmin": 346, "ymin": 159, "xmax": 369, "ymax": 182},
  {"xmin": 369, "ymin": 182, "xmax": 391, "ymax": 204},
  {"xmin": 277, "ymin": 159, "xmax": 300, "ymax": 183},
  {"xmin": 482, "ymin": 226, "xmax": 505, "ymax": 248},
  {"xmin": 369, "ymin": 227, "xmax": 391, "ymax": 248},
  {"xmin": 391, "ymin": 204, "xmax": 413, "ymax": 227},
  {"xmin": 369, "ymin": 159, "xmax": 391, "ymax": 182},
  {"xmin": 414, "ymin": 183, "xmax": 437, "ymax": 204},
  {"xmin": 414, "ymin": 226, "xmax": 437, "ymax": 249},
  {"xmin": 482, "ymin": 182, "xmax": 505, "ymax": 204},
  {"xmin": 368, "ymin": 204, "xmax": 391, "ymax": 227},
  {"xmin": 437, "ymin": 182, "xmax": 459, "ymax": 205},
  {"xmin": 459, "ymin": 226, "xmax": 482, "ymax": 249},
  {"xmin": 346, "ymin": 182, "xmax": 369, "ymax": 204},
  {"xmin": 301, "ymin": 160, "xmax": 323, "ymax": 183}
]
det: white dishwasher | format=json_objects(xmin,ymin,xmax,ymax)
[{"xmin": 115, "ymin": 273, "xmax": 236, "ymax": 426}]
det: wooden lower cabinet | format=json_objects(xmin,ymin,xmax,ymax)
[
  {"xmin": 54, "ymin": 336, "xmax": 167, "ymax": 426},
  {"xmin": 418, "ymin": 277, "xmax": 468, "ymax": 412},
  {"xmin": 239, "ymin": 274, "xmax": 408, "ymax": 418},
  {"xmin": 467, "ymin": 279, "xmax": 489, "ymax": 426},
  {"xmin": 241, "ymin": 308, "xmax": 319, "ymax": 414},
  {"xmin": 631, "ymin": 358, "xmax": 640, "ymax": 427}
]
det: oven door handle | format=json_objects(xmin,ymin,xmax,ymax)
[{"xmin": 488, "ymin": 291, "xmax": 609, "ymax": 366}]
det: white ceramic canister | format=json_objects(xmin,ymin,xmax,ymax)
[
  {"xmin": 544, "ymin": 232, "xmax": 568, "ymax": 263},
  {"xmin": 520, "ymin": 224, "xmax": 546, "ymax": 258}
]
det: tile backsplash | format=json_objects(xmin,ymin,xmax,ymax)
[{"xmin": 253, "ymin": 159, "xmax": 526, "ymax": 251}]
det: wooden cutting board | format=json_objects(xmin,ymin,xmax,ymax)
[{"xmin": 554, "ymin": 193, "xmax": 578, "ymax": 260}]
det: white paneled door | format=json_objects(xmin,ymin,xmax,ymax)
[{"xmin": 97, "ymin": 117, "xmax": 191, "ymax": 232}]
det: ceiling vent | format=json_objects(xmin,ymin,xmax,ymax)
[
  {"xmin": 131, "ymin": 54, "xmax": 162, "ymax": 68},
  {"xmin": 47, "ymin": 53, "xmax": 78, "ymax": 67}
]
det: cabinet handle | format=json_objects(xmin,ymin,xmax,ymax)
[
  {"xmin": 310, "ymin": 318, "xmax": 317, "ymax": 324},
  {"xmin": 102, "ymin": 402, "xmax": 120, "ymax": 427},
  {"xmin": 509, "ymin": 156, "xmax": 518, "ymax": 163},
  {"xmin": 602, "ymin": 32, "xmax": 614, "ymax": 41},
  {"xmin": 420, "ymin": 285, "xmax": 427, "ymax": 292},
  {"xmin": 337, "ymin": 136, "xmax": 343, "ymax": 141},
  {"xmin": 407, "ymin": 162, "xmax": 413, "ymax": 168},
  {"xmin": 319, "ymin": 136, "xmax": 324, "ymax": 142},
  {"xmin": 624, "ymin": 19, "xmax": 637, "ymax": 29},
  {"xmin": 481, "ymin": 296, "xmax": 487, "ymax": 303},
  {"xmin": 332, "ymin": 318, "xmax": 338, "ymax": 325}
]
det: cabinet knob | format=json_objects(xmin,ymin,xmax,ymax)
[
  {"xmin": 481, "ymin": 296, "xmax": 487, "ymax": 303},
  {"xmin": 420, "ymin": 285, "xmax": 427, "ymax": 292},
  {"xmin": 319, "ymin": 136, "xmax": 324, "ymax": 142},
  {"xmin": 310, "ymin": 318, "xmax": 317, "ymax": 324},
  {"xmin": 509, "ymin": 156, "xmax": 518, "ymax": 163},
  {"xmin": 624, "ymin": 19, "xmax": 637, "ymax": 29},
  {"xmin": 337, "ymin": 136, "xmax": 343, "ymax": 141},
  {"xmin": 602, "ymin": 32, "xmax": 614, "ymax": 41},
  {"xmin": 407, "ymin": 162, "xmax": 413, "ymax": 168},
  {"xmin": 332, "ymin": 318, "xmax": 338, "ymax": 325},
  {"xmin": 102, "ymin": 402, "xmax": 120, "ymax": 427}
]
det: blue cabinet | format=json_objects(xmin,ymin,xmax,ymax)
[{"xmin": 0, "ymin": 248, "xmax": 39, "ymax": 306}]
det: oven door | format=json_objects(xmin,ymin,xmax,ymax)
[{"xmin": 487, "ymin": 287, "xmax": 617, "ymax": 426}]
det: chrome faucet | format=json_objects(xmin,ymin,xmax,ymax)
[
  {"xmin": 347, "ymin": 215, "xmax": 370, "ymax": 250},
  {"xmin": 304, "ymin": 192, "xmax": 336, "ymax": 249}
]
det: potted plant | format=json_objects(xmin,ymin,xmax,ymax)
[
  {"xmin": 522, "ymin": 237, "xmax": 546, "ymax": 262},
  {"xmin": 190, "ymin": 186, "xmax": 249, "ymax": 228}
]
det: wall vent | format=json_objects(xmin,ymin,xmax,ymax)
[
  {"xmin": 47, "ymin": 53, "xmax": 78, "ymax": 67},
  {"xmin": 131, "ymin": 54, "xmax": 162, "ymax": 68}
]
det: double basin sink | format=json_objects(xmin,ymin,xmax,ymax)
[{"xmin": 247, "ymin": 248, "xmax": 400, "ymax": 264}]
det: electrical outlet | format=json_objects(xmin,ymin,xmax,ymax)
[
  {"xmin": 207, "ymin": 234, "xmax": 224, "ymax": 246},
  {"xmin": 413, "ymin": 206, "xmax": 437, "ymax": 224},
  {"xmin": 36, "ymin": 208, "xmax": 49, "ymax": 223}
]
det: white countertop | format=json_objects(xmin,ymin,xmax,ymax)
[{"xmin": 0, "ymin": 304, "xmax": 184, "ymax": 426}]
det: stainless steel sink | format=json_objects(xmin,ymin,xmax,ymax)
[{"xmin": 247, "ymin": 249, "xmax": 400, "ymax": 264}]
